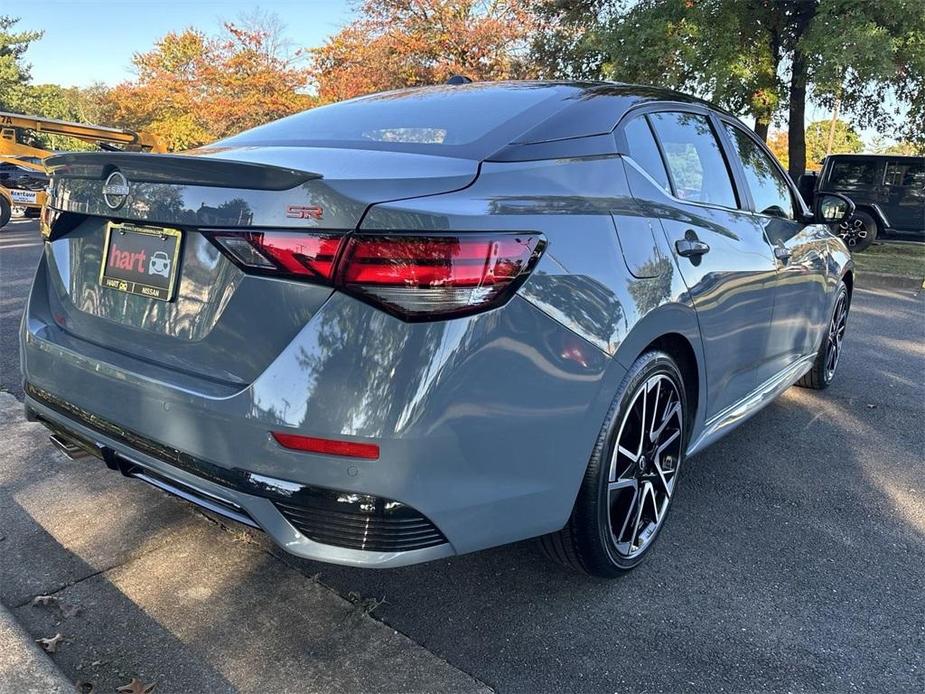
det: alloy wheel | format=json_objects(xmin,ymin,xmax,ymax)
[
  {"xmin": 607, "ymin": 373, "xmax": 684, "ymax": 559},
  {"xmin": 837, "ymin": 216, "xmax": 868, "ymax": 248},
  {"xmin": 825, "ymin": 293, "xmax": 848, "ymax": 382}
]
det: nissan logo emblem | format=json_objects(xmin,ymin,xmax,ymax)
[{"xmin": 102, "ymin": 171, "xmax": 130, "ymax": 210}]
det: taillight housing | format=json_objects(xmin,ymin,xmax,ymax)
[
  {"xmin": 207, "ymin": 230, "xmax": 545, "ymax": 321},
  {"xmin": 209, "ymin": 231, "xmax": 342, "ymax": 280}
]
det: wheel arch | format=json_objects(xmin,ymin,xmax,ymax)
[
  {"xmin": 643, "ymin": 333, "xmax": 699, "ymax": 436},
  {"xmin": 853, "ymin": 204, "xmax": 888, "ymax": 231},
  {"xmin": 614, "ymin": 303, "xmax": 705, "ymax": 444},
  {"xmin": 841, "ymin": 268, "xmax": 854, "ymax": 311},
  {"xmin": 842, "ymin": 268, "xmax": 854, "ymax": 296}
]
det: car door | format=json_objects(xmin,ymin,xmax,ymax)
[
  {"xmin": 822, "ymin": 156, "xmax": 886, "ymax": 211},
  {"xmin": 630, "ymin": 108, "xmax": 778, "ymax": 419},
  {"xmin": 884, "ymin": 159, "xmax": 925, "ymax": 231},
  {"xmin": 719, "ymin": 119, "xmax": 828, "ymax": 382}
]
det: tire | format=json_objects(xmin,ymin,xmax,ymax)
[
  {"xmin": 835, "ymin": 210, "xmax": 877, "ymax": 252},
  {"xmin": 0, "ymin": 197, "xmax": 10, "ymax": 229},
  {"xmin": 796, "ymin": 281, "xmax": 849, "ymax": 390},
  {"xmin": 539, "ymin": 350, "xmax": 688, "ymax": 577}
]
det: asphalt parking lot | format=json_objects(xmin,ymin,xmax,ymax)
[{"xmin": 2, "ymin": 219, "xmax": 923, "ymax": 692}]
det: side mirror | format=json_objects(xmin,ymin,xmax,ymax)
[{"xmin": 814, "ymin": 192, "xmax": 855, "ymax": 224}]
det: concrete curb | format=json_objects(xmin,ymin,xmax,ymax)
[
  {"xmin": 0, "ymin": 602, "xmax": 72, "ymax": 694},
  {"xmin": 855, "ymin": 271, "xmax": 923, "ymax": 292}
]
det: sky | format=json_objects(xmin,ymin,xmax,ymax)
[
  {"xmin": 10, "ymin": 0, "xmax": 898, "ymax": 146},
  {"xmin": 15, "ymin": 0, "xmax": 352, "ymax": 88}
]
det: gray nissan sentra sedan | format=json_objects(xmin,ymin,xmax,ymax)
[{"xmin": 21, "ymin": 82, "xmax": 855, "ymax": 577}]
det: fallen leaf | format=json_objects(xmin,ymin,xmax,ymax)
[
  {"xmin": 32, "ymin": 594, "xmax": 81, "ymax": 618},
  {"xmin": 60, "ymin": 603, "xmax": 81, "ymax": 618},
  {"xmin": 35, "ymin": 633, "xmax": 63, "ymax": 653},
  {"xmin": 116, "ymin": 678, "xmax": 156, "ymax": 694}
]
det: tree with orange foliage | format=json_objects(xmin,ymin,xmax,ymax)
[
  {"xmin": 107, "ymin": 19, "xmax": 313, "ymax": 150},
  {"xmin": 311, "ymin": 0, "xmax": 542, "ymax": 103}
]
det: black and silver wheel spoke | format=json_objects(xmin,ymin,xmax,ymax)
[
  {"xmin": 825, "ymin": 295, "xmax": 847, "ymax": 381},
  {"xmin": 838, "ymin": 218, "xmax": 868, "ymax": 246},
  {"xmin": 608, "ymin": 373, "xmax": 683, "ymax": 558}
]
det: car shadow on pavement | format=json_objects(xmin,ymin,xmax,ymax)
[{"xmin": 1, "ymin": 481, "xmax": 236, "ymax": 692}]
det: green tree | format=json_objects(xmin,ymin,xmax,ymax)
[
  {"xmin": 533, "ymin": 0, "xmax": 925, "ymax": 179},
  {"xmin": 798, "ymin": 0, "xmax": 925, "ymax": 176},
  {"xmin": 870, "ymin": 137, "xmax": 924, "ymax": 156},
  {"xmin": 804, "ymin": 118, "xmax": 862, "ymax": 166},
  {"xmin": 533, "ymin": 1, "xmax": 785, "ymax": 139},
  {"xmin": 0, "ymin": 15, "xmax": 43, "ymax": 110},
  {"xmin": 5, "ymin": 83, "xmax": 97, "ymax": 151},
  {"xmin": 767, "ymin": 119, "xmax": 864, "ymax": 171}
]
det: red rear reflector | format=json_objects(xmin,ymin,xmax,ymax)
[{"xmin": 272, "ymin": 432, "xmax": 380, "ymax": 460}]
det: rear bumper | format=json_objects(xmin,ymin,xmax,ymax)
[{"xmin": 25, "ymin": 387, "xmax": 454, "ymax": 568}]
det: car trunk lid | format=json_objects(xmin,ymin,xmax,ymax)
[{"xmin": 40, "ymin": 148, "xmax": 478, "ymax": 387}]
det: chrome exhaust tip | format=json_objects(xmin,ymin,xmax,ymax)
[{"xmin": 48, "ymin": 432, "xmax": 93, "ymax": 460}]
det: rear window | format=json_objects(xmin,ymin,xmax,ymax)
[
  {"xmin": 217, "ymin": 84, "xmax": 571, "ymax": 159},
  {"xmin": 624, "ymin": 116, "xmax": 671, "ymax": 192},
  {"xmin": 827, "ymin": 159, "xmax": 881, "ymax": 186},
  {"xmin": 884, "ymin": 160, "xmax": 925, "ymax": 187}
]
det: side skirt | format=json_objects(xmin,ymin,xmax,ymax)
[{"xmin": 686, "ymin": 353, "xmax": 816, "ymax": 457}]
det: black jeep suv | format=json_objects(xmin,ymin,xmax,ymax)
[{"xmin": 799, "ymin": 154, "xmax": 924, "ymax": 251}]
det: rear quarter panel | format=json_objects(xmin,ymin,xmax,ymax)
[{"xmin": 363, "ymin": 154, "xmax": 707, "ymax": 479}]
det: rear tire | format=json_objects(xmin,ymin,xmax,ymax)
[
  {"xmin": 835, "ymin": 210, "xmax": 877, "ymax": 252},
  {"xmin": 796, "ymin": 281, "xmax": 849, "ymax": 390},
  {"xmin": 0, "ymin": 197, "xmax": 10, "ymax": 229},
  {"xmin": 540, "ymin": 350, "xmax": 688, "ymax": 577}
]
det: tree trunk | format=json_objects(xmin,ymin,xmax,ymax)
[
  {"xmin": 788, "ymin": 47, "xmax": 808, "ymax": 180},
  {"xmin": 754, "ymin": 117, "xmax": 770, "ymax": 142},
  {"xmin": 786, "ymin": 2, "xmax": 817, "ymax": 180},
  {"xmin": 825, "ymin": 96, "xmax": 841, "ymax": 156}
]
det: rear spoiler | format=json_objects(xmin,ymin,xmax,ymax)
[{"xmin": 44, "ymin": 151, "xmax": 321, "ymax": 191}]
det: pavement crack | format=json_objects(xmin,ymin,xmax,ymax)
[
  {"xmin": 9, "ymin": 531, "xmax": 182, "ymax": 609},
  {"xmin": 11, "ymin": 567, "xmax": 109, "ymax": 609}
]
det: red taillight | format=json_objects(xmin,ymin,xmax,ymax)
[
  {"xmin": 271, "ymin": 431, "xmax": 380, "ymax": 460},
  {"xmin": 208, "ymin": 230, "xmax": 544, "ymax": 320},
  {"xmin": 339, "ymin": 234, "xmax": 544, "ymax": 319},
  {"xmin": 210, "ymin": 231, "xmax": 341, "ymax": 280}
]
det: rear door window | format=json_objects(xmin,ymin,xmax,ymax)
[
  {"xmin": 724, "ymin": 123, "xmax": 795, "ymax": 219},
  {"xmin": 648, "ymin": 111, "xmax": 738, "ymax": 208},
  {"xmin": 828, "ymin": 159, "xmax": 881, "ymax": 186},
  {"xmin": 884, "ymin": 160, "xmax": 925, "ymax": 187},
  {"xmin": 623, "ymin": 116, "xmax": 671, "ymax": 192}
]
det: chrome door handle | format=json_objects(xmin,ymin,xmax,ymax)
[
  {"xmin": 774, "ymin": 245, "xmax": 792, "ymax": 262},
  {"xmin": 675, "ymin": 239, "xmax": 710, "ymax": 257}
]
